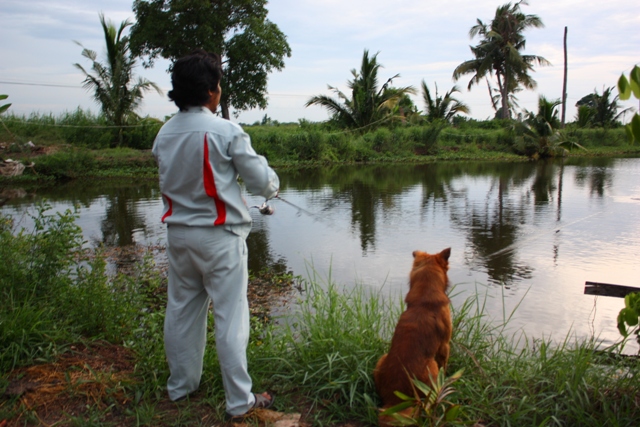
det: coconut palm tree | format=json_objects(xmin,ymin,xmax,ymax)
[
  {"xmin": 486, "ymin": 78, "xmax": 522, "ymax": 119},
  {"xmin": 75, "ymin": 14, "xmax": 162, "ymax": 147},
  {"xmin": 421, "ymin": 81, "xmax": 470, "ymax": 123},
  {"xmin": 305, "ymin": 50, "xmax": 415, "ymax": 129},
  {"xmin": 453, "ymin": 1, "xmax": 550, "ymax": 119}
]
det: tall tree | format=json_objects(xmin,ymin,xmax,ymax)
[
  {"xmin": 75, "ymin": 14, "xmax": 161, "ymax": 147},
  {"xmin": 453, "ymin": 0, "xmax": 550, "ymax": 119},
  {"xmin": 421, "ymin": 81, "xmax": 470, "ymax": 123},
  {"xmin": 305, "ymin": 50, "xmax": 415, "ymax": 129},
  {"xmin": 129, "ymin": 0, "xmax": 291, "ymax": 119}
]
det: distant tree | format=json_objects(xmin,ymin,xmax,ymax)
[
  {"xmin": 305, "ymin": 50, "xmax": 415, "ymax": 129},
  {"xmin": 453, "ymin": 0, "xmax": 550, "ymax": 119},
  {"xmin": 421, "ymin": 81, "xmax": 470, "ymax": 123},
  {"xmin": 575, "ymin": 87, "xmax": 632, "ymax": 128},
  {"xmin": 74, "ymin": 14, "xmax": 162, "ymax": 148},
  {"xmin": 516, "ymin": 95, "xmax": 584, "ymax": 158},
  {"xmin": 386, "ymin": 89, "xmax": 421, "ymax": 123},
  {"xmin": 129, "ymin": 0, "xmax": 291, "ymax": 119}
]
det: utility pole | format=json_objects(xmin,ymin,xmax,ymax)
[{"xmin": 561, "ymin": 26, "xmax": 568, "ymax": 128}]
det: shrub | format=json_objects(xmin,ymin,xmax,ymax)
[
  {"xmin": 0, "ymin": 204, "xmax": 145, "ymax": 372},
  {"xmin": 33, "ymin": 149, "xmax": 96, "ymax": 179}
]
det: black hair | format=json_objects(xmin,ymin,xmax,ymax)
[{"xmin": 168, "ymin": 49, "xmax": 223, "ymax": 111}]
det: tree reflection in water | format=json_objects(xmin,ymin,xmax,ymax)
[{"xmin": 0, "ymin": 158, "xmax": 626, "ymax": 290}]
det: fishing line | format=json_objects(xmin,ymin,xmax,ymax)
[
  {"xmin": 274, "ymin": 195, "xmax": 324, "ymax": 220},
  {"xmin": 483, "ymin": 210, "xmax": 604, "ymax": 260},
  {"xmin": 250, "ymin": 194, "xmax": 347, "ymax": 232}
]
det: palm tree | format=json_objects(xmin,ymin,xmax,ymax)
[
  {"xmin": 305, "ymin": 50, "xmax": 415, "ymax": 129},
  {"xmin": 516, "ymin": 95, "xmax": 584, "ymax": 158},
  {"xmin": 486, "ymin": 77, "xmax": 521, "ymax": 119},
  {"xmin": 75, "ymin": 14, "xmax": 162, "ymax": 147},
  {"xmin": 453, "ymin": 1, "xmax": 550, "ymax": 119},
  {"xmin": 575, "ymin": 87, "xmax": 633, "ymax": 128},
  {"xmin": 421, "ymin": 81, "xmax": 470, "ymax": 123}
]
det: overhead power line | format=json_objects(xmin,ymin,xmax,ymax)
[{"xmin": 0, "ymin": 80, "xmax": 82, "ymax": 89}]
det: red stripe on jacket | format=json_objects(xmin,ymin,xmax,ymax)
[
  {"xmin": 161, "ymin": 194, "xmax": 173, "ymax": 223},
  {"xmin": 202, "ymin": 134, "xmax": 227, "ymax": 225}
]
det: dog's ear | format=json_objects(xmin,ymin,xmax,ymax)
[{"xmin": 439, "ymin": 247, "xmax": 451, "ymax": 261}]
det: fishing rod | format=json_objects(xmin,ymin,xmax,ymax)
[{"xmin": 249, "ymin": 194, "xmax": 337, "ymax": 227}]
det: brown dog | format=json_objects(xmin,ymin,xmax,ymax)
[{"xmin": 373, "ymin": 248, "xmax": 452, "ymax": 425}]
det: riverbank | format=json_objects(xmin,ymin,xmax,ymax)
[
  {"xmin": 1, "ymin": 206, "xmax": 639, "ymax": 426},
  {"xmin": 2, "ymin": 140, "xmax": 639, "ymax": 185}
]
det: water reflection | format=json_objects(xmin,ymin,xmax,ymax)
[{"xmin": 2, "ymin": 158, "xmax": 640, "ymax": 350}]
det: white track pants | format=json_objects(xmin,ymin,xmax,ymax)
[{"xmin": 164, "ymin": 225, "xmax": 256, "ymax": 415}]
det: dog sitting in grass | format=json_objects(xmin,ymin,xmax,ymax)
[{"xmin": 373, "ymin": 248, "xmax": 452, "ymax": 425}]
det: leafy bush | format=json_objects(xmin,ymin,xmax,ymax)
[
  {"xmin": 0, "ymin": 204, "xmax": 145, "ymax": 372},
  {"xmin": 58, "ymin": 108, "xmax": 115, "ymax": 148},
  {"xmin": 617, "ymin": 292, "xmax": 640, "ymax": 343},
  {"xmin": 33, "ymin": 149, "xmax": 97, "ymax": 179},
  {"xmin": 122, "ymin": 117, "xmax": 163, "ymax": 149}
]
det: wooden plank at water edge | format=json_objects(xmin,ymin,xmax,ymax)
[{"xmin": 584, "ymin": 282, "xmax": 640, "ymax": 298}]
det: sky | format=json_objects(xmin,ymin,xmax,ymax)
[{"xmin": 1, "ymin": 0, "xmax": 639, "ymax": 125}]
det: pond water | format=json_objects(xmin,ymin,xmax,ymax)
[{"xmin": 2, "ymin": 157, "xmax": 640, "ymax": 352}]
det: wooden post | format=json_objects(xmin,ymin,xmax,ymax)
[
  {"xmin": 561, "ymin": 26, "xmax": 568, "ymax": 128},
  {"xmin": 584, "ymin": 281, "xmax": 640, "ymax": 298}
]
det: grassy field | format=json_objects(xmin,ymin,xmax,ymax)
[{"xmin": 1, "ymin": 206, "xmax": 639, "ymax": 426}]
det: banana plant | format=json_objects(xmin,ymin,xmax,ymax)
[{"xmin": 617, "ymin": 65, "xmax": 640, "ymax": 144}]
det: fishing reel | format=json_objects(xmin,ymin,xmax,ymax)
[{"xmin": 251, "ymin": 200, "xmax": 275, "ymax": 215}]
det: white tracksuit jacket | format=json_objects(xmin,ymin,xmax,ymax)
[{"xmin": 152, "ymin": 106, "xmax": 279, "ymax": 236}]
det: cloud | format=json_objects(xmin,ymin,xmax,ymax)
[{"xmin": 1, "ymin": 0, "xmax": 638, "ymax": 123}]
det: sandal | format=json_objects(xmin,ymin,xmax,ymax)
[{"xmin": 226, "ymin": 392, "xmax": 275, "ymax": 421}]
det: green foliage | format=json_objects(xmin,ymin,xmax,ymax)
[
  {"xmin": 122, "ymin": 117, "xmax": 163, "ymax": 149},
  {"xmin": 0, "ymin": 110, "xmax": 161, "ymax": 151},
  {"xmin": 421, "ymin": 81, "xmax": 470, "ymax": 123},
  {"xmin": 75, "ymin": 14, "xmax": 162, "ymax": 147},
  {"xmin": 617, "ymin": 65, "xmax": 640, "ymax": 144},
  {"xmin": 618, "ymin": 65, "xmax": 640, "ymax": 101},
  {"xmin": 0, "ymin": 204, "xmax": 146, "ymax": 372},
  {"xmin": 306, "ymin": 50, "xmax": 416, "ymax": 130},
  {"xmin": 449, "ymin": 288, "xmax": 640, "ymax": 426},
  {"xmin": 33, "ymin": 149, "xmax": 97, "ymax": 179},
  {"xmin": 130, "ymin": 0, "xmax": 291, "ymax": 119},
  {"xmin": 575, "ymin": 104, "xmax": 595, "ymax": 128},
  {"xmin": 513, "ymin": 95, "xmax": 585, "ymax": 158},
  {"xmin": 253, "ymin": 276, "xmax": 398, "ymax": 424},
  {"xmin": 380, "ymin": 369, "xmax": 464, "ymax": 427},
  {"xmin": 453, "ymin": 0, "xmax": 550, "ymax": 119},
  {"xmin": 0, "ymin": 94, "xmax": 11, "ymax": 114},
  {"xmin": 574, "ymin": 87, "xmax": 632, "ymax": 128},
  {"xmin": 0, "ymin": 94, "xmax": 15, "ymax": 139},
  {"xmin": 617, "ymin": 292, "xmax": 640, "ymax": 339},
  {"xmin": 247, "ymin": 122, "xmax": 453, "ymax": 162}
]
